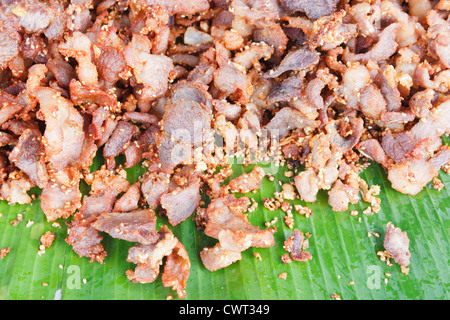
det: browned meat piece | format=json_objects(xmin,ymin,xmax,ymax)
[
  {"xmin": 162, "ymin": 241, "xmax": 191, "ymax": 299},
  {"xmin": 123, "ymin": 34, "xmax": 173, "ymax": 108},
  {"xmin": 213, "ymin": 58, "xmax": 249, "ymax": 98},
  {"xmin": 40, "ymin": 180, "xmax": 82, "ymax": 221},
  {"xmin": 409, "ymin": 100, "xmax": 450, "ymax": 152},
  {"xmin": 113, "ymin": 182, "xmax": 141, "ymax": 212},
  {"xmin": 126, "ymin": 225, "xmax": 190, "ymax": 298},
  {"xmin": 124, "ymin": 125, "xmax": 159, "ymax": 168},
  {"xmin": 8, "ymin": 129, "xmax": 48, "ymax": 188},
  {"xmin": 158, "ymin": 99, "xmax": 212, "ymax": 172},
  {"xmin": 228, "ymin": 166, "xmax": 265, "ymax": 193},
  {"xmin": 103, "ymin": 121, "xmax": 139, "ymax": 160},
  {"xmin": 357, "ymin": 139, "xmax": 389, "ymax": 167},
  {"xmin": 264, "ymin": 107, "xmax": 319, "ymax": 139},
  {"xmin": 383, "ymin": 222, "xmax": 411, "ymax": 267},
  {"xmin": 170, "ymin": 81, "xmax": 213, "ymax": 113},
  {"xmin": 0, "ymin": 131, "xmax": 12, "ymax": 147},
  {"xmin": 265, "ymin": 48, "xmax": 319, "ymax": 78},
  {"xmin": 328, "ymin": 179, "xmax": 359, "ymax": 212},
  {"xmin": 326, "ymin": 117, "xmax": 364, "ymax": 152},
  {"xmin": 77, "ymin": 169, "xmax": 130, "ymax": 223},
  {"xmin": 0, "ymin": 91, "xmax": 26, "ymax": 126},
  {"xmin": 0, "ymin": 20, "xmax": 21, "ymax": 70},
  {"xmin": 309, "ymin": 11, "xmax": 357, "ymax": 51},
  {"xmin": 141, "ymin": 172, "xmax": 170, "ymax": 209},
  {"xmin": 66, "ymin": 169, "xmax": 129, "ymax": 261},
  {"xmin": 204, "ymin": 194, "xmax": 274, "ymax": 252},
  {"xmin": 426, "ymin": 10, "xmax": 450, "ymax": 68},
  {"xmin": 283, "ymin": 229, "xmax": 312, "ymax": 262},
  {"xmin": 359, "ymin": 84, "xmax": 387, "ymax": 120},
  {"xmin": 388, "ymin": 158, "xmax": 438, "ymax": 196},
  {"xmin": 280, "ymin": 0, "xmax": 339, "ymax": 19},
  {"xmin": 429, "ymin": 147, "xmax": 450, "ymax": 170},
  {"xmin": 345, "ymin": 23, "xmax": 400, "ymax": 63},
  {"xmin": 123, "ymin": 112, "xmax": 158, "ymax": 125},
  {"xmin": 409, "ymin": 89, "xmax": 435, "ymax": 118},
  {"xmin": 160, "ymin": 177, "xmax": 202, "ymax": 226},
  {"xmin": 0, "ymin": 176, "xmax": 33, "ymax": 205},
  {"xmin": 66, "ymin": 224, "xmax": 107, "ymax": 263},
  {"xmin": 27, "ymin": 64, "xmax": 85, "ymax": 171},
  {"xmin": 93, "ymin": 45, "xmax": 127, "ymax": 83},
  {"xmin": 267, "ymin": 74, "xmax": 304, "ymax": 105},
  {"xmin": 46, "ymin": 59, "xmax": 75, "ymax": 89},
  {"xmin": 294, "ymin": 169, "xmax": 320, "ymax": 203},
  {"xmin": 200, "ymin": 243, "xmax": 242, "ymax": 272},
  {"xmin": 382, "ymin": 132, "xmax": 416, "ymax": 162},
  {"xmin": 253, "ymin": 23, "xmax": 288, "ymax": 62},
  {"xmin": 92, "ymin": 210, "xmax": 158, "ymax": 245},
  {"xmin": 233, "ymin": 42, "xmax": 274, "ymax": 70},
  {"xmin": 59, "ymin": 31, "xmax": 98, "ymax": 86},
  {"xmin": 40, "ymin": 231, "xmax": 55, "ymax": 248},
  {"xmin": 375, "ymin": 68, "xmax": 403, "ymax": 113},
  {"xmin": 69, "ymin": 79, "xmax": 118, "ymax": 110}
]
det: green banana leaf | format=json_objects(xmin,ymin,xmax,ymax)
[{"xmin": 0, "ymin": 145, "xmax": 448, "ymax": 300}]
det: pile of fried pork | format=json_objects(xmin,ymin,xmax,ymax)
[{"xmin": 0, "ymin": 0, "xmax": 449, "ymax": 298}]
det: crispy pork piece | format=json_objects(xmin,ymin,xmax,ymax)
[
  {"xmin": 27, "ymin": 64, "xmax": 85, "ymax": 172},
  {"xmin": 66, "ymin": 169, "xmax": 129, "ymax": 262},
  {"xmin": 113, "ymin": 182, "xmax": 141, "ymax": 212},
  {"xmin": 280, "ymin": 0, "xmax": 339, "ymax": 19},
  {"xmin": 383, "ymin": 222, "xmax": 411, "ymax": 267},
  {"xmin": 8, "ymin": 129, "xmax": 48, "ymax": 188},
  {"xmin": 264, "ymin": 48, "xmax": 319, "ymax": 78},
  {"xmin": 1, "ymin": 0, "xmax": 450, "ymax": 298},
  {"xmin": 92, "ymin": 210, "xmax": 158, "ymax": 245},
  {"xmin": 228, "ymin": 166, "xmax": 265, "ymax": 193},
  {"xmin": 200, "ymin": 243, "xmax": 243, "ymax": 272},
  {"xmin": 204, "ymin": 194, "xmax": 274, "ymax": 252},
  {"xmin": 59, "ymin": 31, "xmax": 98, "ymax": 86},
  {"xmin": 0, "ymin": 176, "xmax": 33, "ymax": 205},
  {"xmin": 283, "ymin": 229, "xmax": 312, "ymax": 262},
  {"xmin": 141, "ymin": 172, "xmax": 170, "ymax": 209},
  {"xmin": 126, "ymin": 225, "xmax": 190, "ymax": 298},
  {"xmin": 162, "ymin": 241, "xmax": 191, "ymax": 299},
  {"xmin": 160, "ymin": 177, "xmax": 202, "ymax": 226},
  {"xmin": 387, "ymin": 158, "xmax": 438, "ymax": 196},
  {"xmin": 158, "ymin": 98, "xmax": 212, "ymax": 172},
  {"xmin": 264, "ymin": 107, "xmax": 319, "ymax": 139}
]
